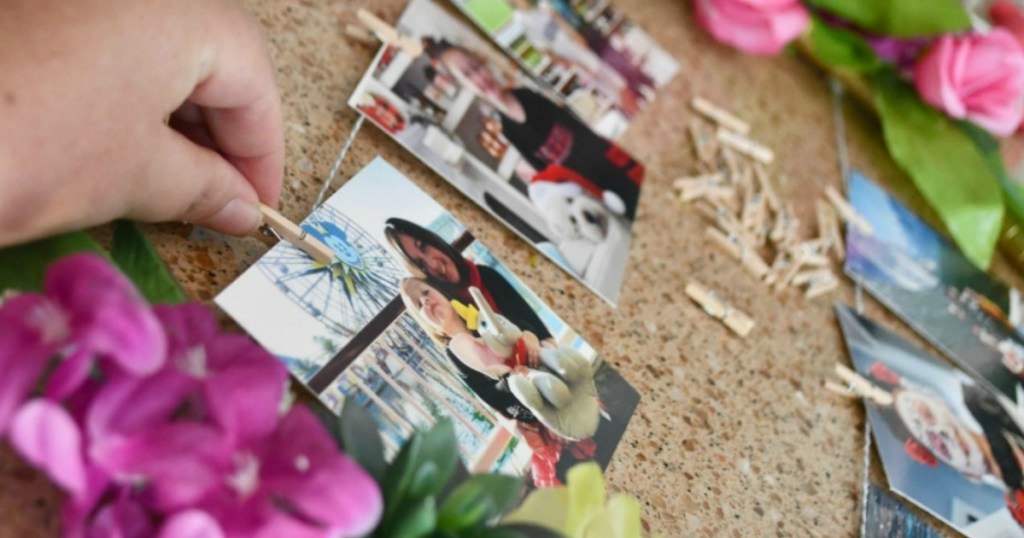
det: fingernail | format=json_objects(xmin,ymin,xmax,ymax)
[{"xmin": 209, "ymin": 199, "xmax": 262, "ymax": 235}]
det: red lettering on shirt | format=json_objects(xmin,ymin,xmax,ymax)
[{"xmin": 534, "ymin": 124, "xmax": 574, "ymax": 164}]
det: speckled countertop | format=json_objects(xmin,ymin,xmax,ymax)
[{"xmin": 4, "ymin": 0, "xmax": 1024, "ymax": 536}]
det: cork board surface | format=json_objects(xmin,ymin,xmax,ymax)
[{"xmin": 4, "ymin": 0, "xmax": 1023, "ymax": 536}]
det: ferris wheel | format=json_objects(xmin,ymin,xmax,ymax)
[{"xmin": 257, "ymin": 204, "xmax": 405, "ymax": 336}]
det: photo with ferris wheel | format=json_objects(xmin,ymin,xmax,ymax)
[{"xmin": 217, "ymin": 157, "xmax": 638, "ymax": 488}]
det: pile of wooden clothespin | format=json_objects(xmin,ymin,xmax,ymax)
[{"xmin": 676, "ymin": 96, "xmax": 873, "ymax": 302}]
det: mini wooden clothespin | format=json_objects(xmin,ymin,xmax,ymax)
[
  {"xmin": 259, "ymin": 205, "xmax": 335, "ymax": 265},
  {"xmin": 673, "ymin": 173, "xmax": 724, "ymax": 191},
  {"xmin": 791, "ymin": 268, "xmax": 838, "ymax": 299},
  {"xmin": 815, "ymin": 201, "xmax": 845, "ymax": 261},
  {"xmin": 705, "ymin": 227, "xmax": 770, "ymax": 279},
  {"xmin": 715, "ymin": 127, "xmax": 774, "ymax": 164},
  {"xmin": 824, "ymin": 186, "xmax": 873, "ymax": 236},
  {"xmin": 687, "ymin": 120, "xmax": 718, "ymax": 167},
  {"xmin": 690, "ymin": 97, "xmax": 751, "ymax": 135},
  {"xmin": 685, "ymin": 280, "xmax": 755, "ymax": 337},
  {"xmin": 354, "ymin": 9, "xmax": 424, "ymax": 56},
  {"xmin": 824, "ymin": 363, "xmax": 893, "ymax": 406},
  {"xmin": 752, "ymin": 164, "xmax": 781, "ymax": 213}
]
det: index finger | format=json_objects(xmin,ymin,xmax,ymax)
[{"xmin": 189, "ymin": 2, "xmax": 284, "ymax": 206}]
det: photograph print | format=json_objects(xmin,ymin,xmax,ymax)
[
  {"xmin": 836, "ymin": 304, "xmax": 1024, "ymax": 537},
  {"xmin": 216, "ymin": 157, "xmax": 639, "ymax": 489},
  {"xmin": 349, "ymin": 0, "xmax": 647, "ymax": 305},
  {"xmin": 449, "ymin": 0, "xmax": 680, "ymax": 136},
  {"xmin": 844, "ymin": 170, "xmax": 1024, "ymax": 405}
]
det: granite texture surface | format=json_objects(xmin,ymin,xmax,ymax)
[{"xmin": 3, "ymin": 0, "xmax": 1023, "ymax": 536}]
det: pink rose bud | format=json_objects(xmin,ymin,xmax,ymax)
[
  {"xmin": 694, "ymin": 0, "xmax": 810, "ymax": 56},
  {"xmin": 913, "ymin": 29, "xmax": 1024, "ymax": 136}
]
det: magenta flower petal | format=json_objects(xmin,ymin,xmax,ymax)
[
  {"xmin": 84, "ymin": 496, "xmax": 155, "ymax": 538},
  {"xmin": 258, "ymin": 407, "xmax": 383, "ymax": 537},
  {"xmin": 156, "ymin": 510, "xmax": 225, "ymax": 538},
  {"xmin": 0, "ymin": 295, "xmax": 61, "ymax": 434},
  {"xmin": 91, "ymin": 422, "xmax": 232, "ymax": 511},
  {"xmin": 45, "ymin": 253, "xmax": 166, "ymax": 376},
  {"xmin": 203, "ymin": 336, "xmax": 288, "ymax": 444},
  {"xmin": 85, "ymin": 368, "xmax": 193, "ymax": 441},
  {"xmin": 9, "ymin": 399, "xmax": 87, "ymax": 497},
  {"xmin": 45, "ymin": 349, "xmax": 96, "ymax": 400}
]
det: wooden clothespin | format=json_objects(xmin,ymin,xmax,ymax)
[
  {"xmin": 678, "ymin": 183, "xmax": 736, "ymax": 204},
  {"xmin": 705, "ymin": 227, "xmax": 770, "ymax": 279},
  {"xmin": 824, "ymin": 363, "xmax": 893, "ymax": 406},
  {"xmin": 690, "ymin": 97, "xmax": 751, "ymax": 135},
  {"xmin": 716, "ymin": 127, "xmax": 774, "ymax": 164},
  {"xmin": 673, "ymin": 173, "xmax": 724, "ymax": 191},
  {"xmin": 355, "ymin": 9, "xmax": 424, "ymax": 57},
  {"xmin": 752, "ymin": 164, "xmax": 781, "ymax": 213},
  {"xmin": 791, "ymin": 268, "xmax": 838, "ymax": 299},
  {"xmin": 687, "ymin": 120, "xmax": 718, "ymax": 167},
  {"xmin": 815, "ymin": 201, "xmax": 844, "ymax": 260},
  {"xmin": 259, "ymin": 204, "xmax": 335, "ymax": 265},
  {"xmin": 685, "ymin": 280, "xmax": 755, "ymax": 337},
  {"xmin": 824, "ymin": 186, "xmax": 873, "ymax": 236}
]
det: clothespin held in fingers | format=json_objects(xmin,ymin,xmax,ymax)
[
  {"xmin": 690, "ymin": 97, "xmax": 751, "ymax": 135},
  {"xmin": 355, "ymin": 9, "xmax": 424, "ymax": 56},
  {"xmin": 259, "ymin": 205, "xmax": 335, "ymax": 265},
  {"xmin": 824, "ymin": 363, "xmax": 893, "ymax": 406},
  {"xmin": 685, "ymin": 280, "xmax": 755, "ymax": 337},
  {"xmin": 824, "ymin": 186, "xmax": 873, "ymax": 236}
]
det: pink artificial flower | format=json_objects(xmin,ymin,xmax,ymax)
[
  {"xmin": 197, "ymin": 406, "xmax": 383, "ymax": 538},
  {"xmin": 694, "ymin": 0, "xmax": 810, "ymax": 55},
  {"xmin": 914, "ymin": 28, "xmax": 1024, "ymax": 136},
  {"xmin": 43, "ymin": 254, "xmax": 166, "ymax": 398},
  {"xmin": 0, "ymin": 294, "xmax": 65, "ymax": 434},
  {"xmin": 9, "ymin": 399, "xmax": 88, "ymax": 497}
]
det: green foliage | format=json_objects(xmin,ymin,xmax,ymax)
[
  {"xmin": 336, "ymin": 399, "xmax": 546, "ymax": 538},
  {"xmin": 0, "ymin": 231, "xmax": 107, "ymax": 292},
  {"xmin": 0, "ymin": 222, "xmax": 184, "ymax": 305},
  {"xmin": 873, "ymin": 70, "xmax": 1005, "ymax": 269},
  {"xmin": 804, "ymin": 0, "xmax": 970, "ymax": 37},
  {"xmin": 807, "ymin": 17, "xmax": 881, "ymax": 74},
  {"xmin": 111, "ymin": 221, "xmax": 186, "ymax": 304}
]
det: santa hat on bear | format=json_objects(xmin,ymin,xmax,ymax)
[{"xmin": 528, "ymin": 164, "xmax": 626, "ymax": 216}]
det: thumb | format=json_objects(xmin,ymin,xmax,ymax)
[{"xmin": 128, "ymin": 128, "xmax": 263, "ymax": 235}]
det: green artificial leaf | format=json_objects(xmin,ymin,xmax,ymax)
[
  {"xmin": 807, "ymin": 17, "xmax": 881, "ymax": 74},
  {"xmin": 503, "ymin": 485, "xmax": 569, "ymax": 533},
  {"xmin": 413, "ymin": 420, "xmax": 460, "ymax": 498},
  {"xmin": 958, "ymin": 121, "xmax": 1024, "ymax": 231},
  {"xmin": 384, "ymin": 496, "xmax": 437, "ymax": 538},
  {"xmin": 0, "ymin": 231, "xmax": 107, "ymax": 292},
  {"xmin": 383, "ymin": 432, "xmax": 424, "ymax": 519},
  {"xmin": 111, "ymin": 221, "xmax": 186, "ymax": 304},
  {"xmin": 437, "ymin": 474, "xmax": 523, "ymax": 532},
  {"xmin": 339, "ymin": 398, "xmax": 387, "ymax": 483},
  {"xmin": 491, "ymin": 524, "xmax": 565, "ymax": 538},
  {"xmin": 407, "ymin": 461, "xmax": 441, "ymax": 500},
  {"xmin": 804, "ymin": 0, "xmax": 970, "ymax": 37},
  {"xmin": 437, "ymin": 481, "xmax": 492, "ymax": 532},
  {"xmin": 873, "ymin": 70, "xmax": 1005, "ymax": 269},
  {"xmin": 565, "ymin": 463, "xmax": 606, "ymax": 536}
]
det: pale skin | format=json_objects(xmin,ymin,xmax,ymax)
[
  {"xmin": 0, "ymin": 0, "xmax": 284, "ymax": 247},
  {"xmin": 402, "ymin": 278, "xmax": 542, "ymax": 373}
]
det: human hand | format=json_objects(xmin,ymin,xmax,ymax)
[
  {"xmin": 519, "ymin": 331, "xmax": 541, "ymax": 367},
  {"xmin": 0, "ymin": 0, "xmax": 284, "ymax": 247}
]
